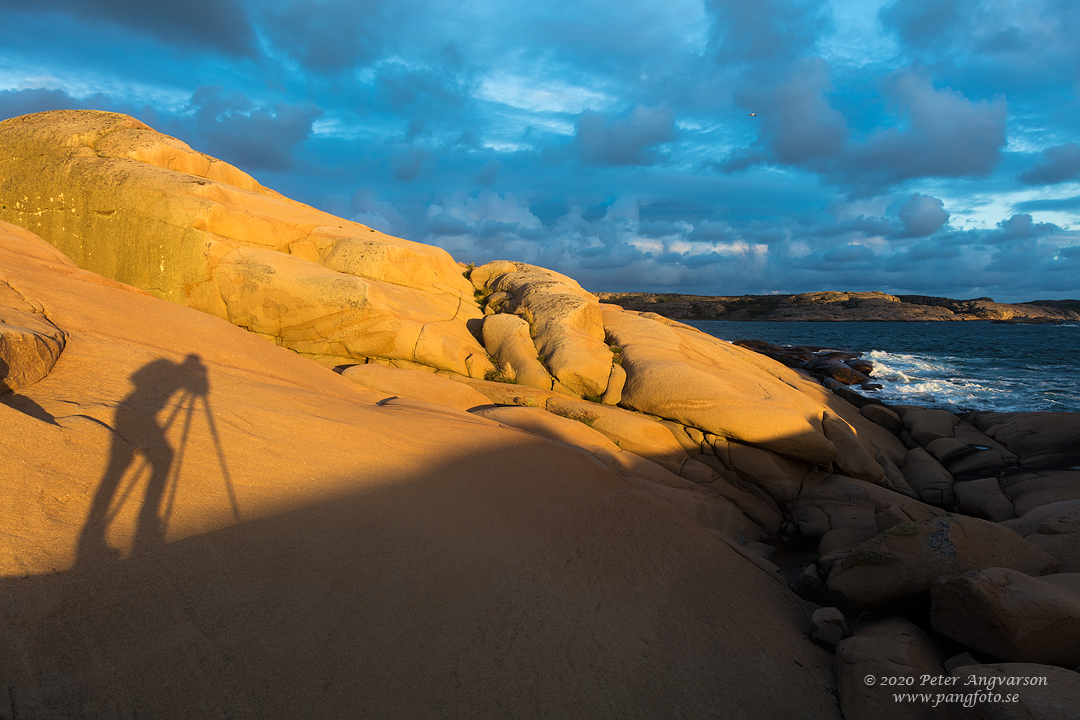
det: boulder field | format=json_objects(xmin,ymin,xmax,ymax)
[{"xmin": 3, "ymin": 110, "xmax": 1079, "ymax": 718}]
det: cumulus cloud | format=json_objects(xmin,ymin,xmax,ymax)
[
  {"xmin": 901, "ymin": 240, "xmax": 961, "ymax": 261},
  {"xmin": 879, "ymin": 0, "xmax": 1080, "ymax": 95},
  {"xmin": 723, "ymin": 66, "xmax": 1005, "ymax": 192},
  {"xmin": 991, "ymin": 213, "xmax": 1060, "ymax": 242},
  {"xmin": 1018, "ymin": 143, "xmax": 1080, "ymax": 185},
  {"xmin": 576, "ymin": 105, "xmax": 677, "ymax": 166},
  {"xmin": 187, "ymin": 87, "xmax": 322, "ymax": 172},
  {"xmin": 11, "ymin": 0, "xmax": 256, "ymax": 56},
  {"xmin": 423, "ymin": 191, "xmax": 543, "ymax": 250},
  {"xmin": 878, "ymin": 0, "xmax": 969, "ymax": 49},
  {"xmin": 0, "ymin": 87, "xmax": 159, "ymax": 127},
  {"xmin": 736, "ymin": 58, "xmax": 847, "ymax": 167},
  {"xmin": 896, "ymin": 193, "xmax": 949, "ymax": 237},
  {"xmin": 841, "ymin": 70, "xmax": 1007, "ymax": 187},
  {"xmin": 350, "ymin": 189, "xmax": 405, "ymax": 233},
  {"xmin": 259, "ymin": 0, "xmax": 387, "ymax": 72},
  {"xmin": 0, "ymin": 87, "xmax": 84, "ymax": 120},
  {"xmin": 706, "ymin": 0, "xmax": 831, "ymax": 65}
]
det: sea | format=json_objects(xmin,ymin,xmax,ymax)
[{"xmin": 689, "ymin": 320, "xmax": 1080, "ymax": 414}]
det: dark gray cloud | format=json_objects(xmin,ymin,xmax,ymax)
[
  {"xmin": 842, "ymin": 70, "xmax": 1007, "ymax": 187},
  {"xmin": 879, "ymin": 0, "xmax": 969, "ymax": 49},
  {"xmin": 812, "ymin": 215, "xmax": 894, "ymax": 238},
  {"xmin": 902, "ymin": 240, "xmax": 961, "ymax": 261},
  {"xmin": 186, "ymin": 87, "xmax": 322, "ymax": 172},
  {"xmin": 991, "ymin": 214, "xmax": 1060, "ymax": 242},
  {"xmin": 0, "ymin": 88, "xmax": 84, "ymax": 120},
  {"xmin": 391, "ymin": 146, "xmax": 437, "ymax": 182},
  {"xmin": 0, "ymin": 87, "xmax": 158, "ymax": 127},
  {"xmin": 3, "ymin": 0, "xmax": 256, "ymax": 56},
  {"xmin": 737, "ymin": 58, "xmax": 847, "ymax": 167},
  {"xmin": 1018, "ymin": 143, "xmax": 1080, "ymax": 185},
  {"xmin": 896, "ymin": 193, "xmax": 949, "ymax": 237},
  {"xmin": 259, "ymin": 0, "xmax": 386, "ymax": 73},
  {"xmin": 725, "ymin": 66, "xmax": 1007, "ymax": 193},
  {"xmin": 576, "ymin": 105, "xmax": 676, "ymax": 166},
  {"xmin": 706, "ymin": 0, "xmax": 831, "ymax": 65},
  {"xmin": 372, "ymin": 46, "xmax": 477, "ymax": 121}
]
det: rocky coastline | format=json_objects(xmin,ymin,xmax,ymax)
[
  {"xmin": 597, "ymin": 290, "xmax": 1080, "ymax": 323},
  {"xmin": 3, "ymin": 110, "xmax": 1078, "ymax": 719}
]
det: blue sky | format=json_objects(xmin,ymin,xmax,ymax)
[{"xmin": 2, "ymin": 0, "xmax": 1079, "ymax": 302}]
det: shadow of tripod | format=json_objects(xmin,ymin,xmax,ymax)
[{"xmin": 77, "ymin": 354, "xmax": 239, "ymax": 565}]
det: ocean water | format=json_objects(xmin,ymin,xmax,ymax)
[{"xmin": 689, "ymin": 320, "xmax": 1080, "ymax": 414}]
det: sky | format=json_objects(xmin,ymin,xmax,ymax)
[{"xmin": 1, "ymin": 0, "xmax": 1079, "ymax": 302}]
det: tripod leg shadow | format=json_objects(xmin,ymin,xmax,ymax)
[{"xmin": 75, "ymin": 354, "xmax": 236, "ymax": 567}]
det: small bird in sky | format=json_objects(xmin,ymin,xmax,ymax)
[{"xmin": 748, "ymin": 112, "xmax": 757, "ymax": 116}]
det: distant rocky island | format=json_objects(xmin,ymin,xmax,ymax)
[{"xmin": 597, "ymin": 290, "xmax": 1080, "ymax": 322}]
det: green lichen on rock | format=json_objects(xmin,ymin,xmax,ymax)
[
  {"xmin": 879, "ymin": 522, "xmax": 921, "ymax": 540},
  {"xmin": 850, "ymin": 546, "xmax": 896, "ymax": 566}
]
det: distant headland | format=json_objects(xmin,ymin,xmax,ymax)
[{"xmin": 596, "ymin": 290, "xmax": 1080, "ymax": 322}]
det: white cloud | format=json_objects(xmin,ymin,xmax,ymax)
[{"xmin": 476, "ymin": 72, "xmax": 614, "ymax": 115}]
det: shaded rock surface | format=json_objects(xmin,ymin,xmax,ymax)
[
  {"xmin": 827, "ymin": 515, "xmax": 1059, "ymax": 611},
  {"xmin": 0, "ymin": 220, "xmax": 842, "ymax": 718},
  {"xmin": 931, "ymin": 569, "xmax": 1080, "ymax": 667},
  {"xmin": 834, "ymin": 615, "xmax": 945, "ymax": 719},
  {"xmin": 949, "ymin": 663, "xmax": 1080, "ymax": 720}
]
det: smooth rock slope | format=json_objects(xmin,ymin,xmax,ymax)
[{"xmin": 0, "ymin": 220, "xmax": 841, "ymax": 718}]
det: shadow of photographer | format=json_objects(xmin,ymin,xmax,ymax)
[{"xmin": 76, "ymin": 353, "xmax": 238, "ymax": 565}]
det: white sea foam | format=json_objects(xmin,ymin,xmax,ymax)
[
  {"xmin": 863, "ymin": 349, "xmax": 1044, "ymax": 412},
  {"xmin": 701, "ymin": 320, "xmax": 1080, "ymax": 412}
]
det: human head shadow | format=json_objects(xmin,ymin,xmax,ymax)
[{"xmin": 75, "ymin": 353, "xmax": 230, "ymax": 566}]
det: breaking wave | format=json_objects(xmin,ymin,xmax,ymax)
[{"xmin": 692, "ymin": 320, "xmax": 1080, "ymax": 413}]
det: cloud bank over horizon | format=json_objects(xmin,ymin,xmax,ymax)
[{"xmin": 1, "ymin": 0, "xmax": 1078, "ymax": 302}]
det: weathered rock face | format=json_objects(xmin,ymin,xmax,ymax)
[
  {"xmin": 827, "ymin": 515, "xmax": 1060, "ymax": 611},
  {"xmin": 948, "ymin": 663, "xmax": 1080, "ymax": 720},
  {"xmin": 0, "ymin": 222, "xmax": 72, "ymax": 393},
  {"xmin": 466, "ymin": 405, "xmax": 764, "ymax": 541},
  {"xmin": 602, "ymin": 306, "xmax": 836, "ymax": 465},
  {"xmin": 969, "ymin": 411, "xmax": 1080, "ymax": 470},
  {"xmin": 0, "ymin": 110, "xmax": 492, "ymax": 376},
  {"xmin": 822, "ymin": 411, "xmax": 887, "ymax": 483},
  {"xmin": 931, "ymin": 568, "xmax": 1080, "ymax": 667},
  {"xmin": 834, "ymin": 615, "xmax": 944, "ymax": 720},
  {"xmin": 0, "ymin": 219, "xmax": 845, "ymax": 720},
  {"xmin": 902, "ymin": 447, "xmax": 957, "ymax": 507},
  {"xmin": 214, "ymin": 246, "xmax": 489, "ymax": 376},
  {"xmin": 793, "ymin": 475, "xmax": 946, "ymax": 541},
  {"xmin": 481, "ymin": 312, "xmax": 564, "ymax": 391},
  {"xmin": 0, "ymin": 280, "xmax": 66, "ymax": 394},
  {"xmin": 471, "ymin": 261, "xmax": 612, "ymax": 397}
]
